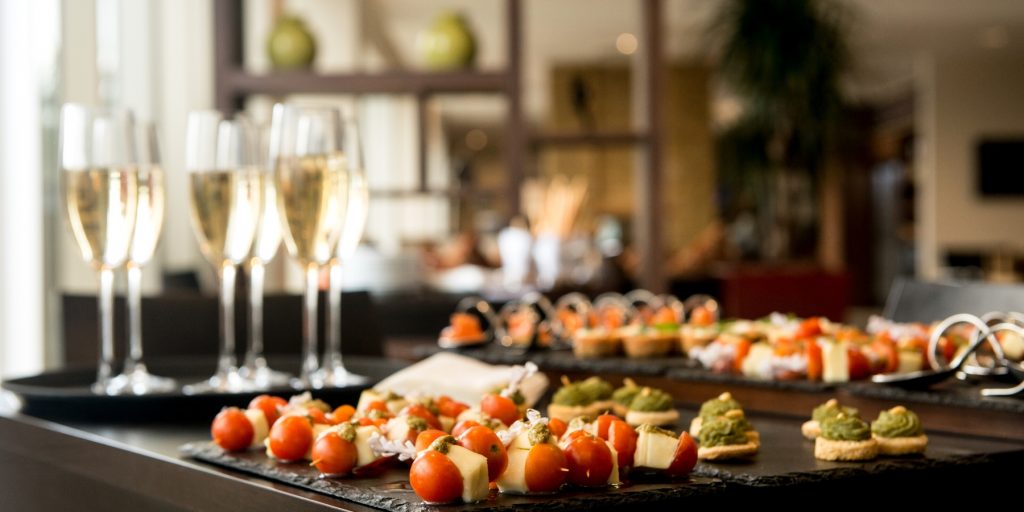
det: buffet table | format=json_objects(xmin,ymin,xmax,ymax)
[{"xmin": 2, "ymin": 354, "xmax": 1023, "ymax": 510}]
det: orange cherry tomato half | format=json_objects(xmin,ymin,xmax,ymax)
[
  {"xmin": 211, "ymin": 407, "xmax": 254, "ymax": 452},
  {"xmin": 524, "ymin": 443, "xmax": 568, "ymax": 493},
  {"xmin": 480, "ymin": 394, "xmax": 520, "ymax": 426},
  {"xmin": 409, "ymin": 450, "xmax": 464, "ymax": 504},
  {"xmin": 437, "ymin": 396, "xmax": 470, "ymax": 419},
  {"xmin": 415, "ymin": 429, "xmax": 448, "ymax": 453},
  {"xmin": 558, "ymin": 429, "xmax": 589, "ymax": 449},
  {"xmin": 404, "ymin": 404, "xmax": 443, "ymax": 430},
  {"xmin": 311, "ymin": 432, "xmax": 358, "ymax": 475},
  {"xmin": 607, "ymin": 419, "xmax": 637, "ymax": 469},
  {"xmin": 595, "ymin": 413, "xmax": 617, "ymax": 440},
  {"xmin": 268, "ymin": 415, "xmax": 314, "ymax": 462},
  {"xmin": 451, "ymin": 420, "xmax": 482, "ymax": 439},
  {"xmin": 667, "ymin": 432, "xmax": 698, "ymax": 477},
  {"xmin": 871, "ymin": 337, "xmax": 899, "ymax": 374},
  {"xmin": 847, "ymin": 348, "xmax": 871, "ymax": 380},
  {"xmin": 690, "ymin": 306, "xmax": 714, "ymax": 327},
  {"xmin": 547, "ymin": 418, "xmax": 568, "ymax": 440},
  {"xmin": 307, "ymin": 407, "xmax": 329, "ymax": 425},
  {"xmin": 248, "ymin": 395, "xmax": 287, "ymax": 427},
  {"xmin": 806, "ymin": 340, "xmax": 823, "ymax": 381},
  {"xmin": 458, "ymin": 425, "xmax": 508, "ymax": 482},
  {"xmin": 364, "ymin": 400, "xmax": 389, "ymax": 414},
  {"xmin": 733, "ymin": 337, "xmax": 753, "ymax": 373},
  {"xmin": 563, "ymin": 435, "xmax": 614, "ymax": 487},
  {"xmin": 795, "ymin": 317, "xmax": 823, "ymax": 339},
  {"xmin": 332, "ymin": 404, "xmax": 356, "ymax": 423}
]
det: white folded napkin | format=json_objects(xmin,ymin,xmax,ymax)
[{"xmin": 374, "ymin": 353, "xmax": 548, "ymax": 407}]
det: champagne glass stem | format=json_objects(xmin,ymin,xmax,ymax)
[
  {"xmin": 95, "ymin": 266, "xmax": 116, "ymax": 394},
  {"xmin": 245, "ymin": 259, "xmax": 265, "ymax": 367},
  {"xmin": 300, "ymin": 263, "xmax": 320, "ymax": 386},
  {"xmin": 125, "ymin": 263, "xmax": 144, "ymax": 372},
  {"xmin": 325, "ymin": 259, "xmax": 343, "ymax": 368},
  {"xmin": 217, "ymin": 262, "xmax": 238, "ymax": 376}
]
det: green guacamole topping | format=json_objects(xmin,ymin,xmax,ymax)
[
  {"xmin": 612, "ymin": 384, "xmax": 641, "ymax": 406},
  {"xmin": 811, "ymin": 399, "xmax": 859, "ymax": 423},
  {"xmin": 699, "ymin": 415, "xmax": 749, "ymax": 447},
  {"xmin": 579, "ymin": 377, "xmax": 613, "ymax": 401},
  {"xmin": 698, "ymin": 392, "xmax": 743, "ymax": 420},
  {"xmin": 652, "ymin": 322, "xmax": 679, "ymax": 333},
  {"xmin": 637, "ymin": 423, "xmax": 676, "ymax": 437},
  {"xmin": 871, "ymin": 406, "xmax": 923, "ymax": 438},
  {"xmin": 820, "ymin": 414, "xmax": 871, "ymax": 441},
  {"xmin": 527, "ymin": 422, "xmax": 551, "ymax": 445},
  {"xmin": 553, "ymin": 384, "xmax": 592, "ymax": 406},
  {"xmin": 629, "ymin": 388, "xmax": 673, "ymax": 412},
  {"xmin": 553, "ymin": 377, "xmax": 613, "ymax": 406},
  {"xmin": 429, "ymin": 435, "xmax": 457, "ymax": 454}
]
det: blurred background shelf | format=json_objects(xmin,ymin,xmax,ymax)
[{"xmin": 220, "ymin": 69, "xmax": 511, "ymax": 96}]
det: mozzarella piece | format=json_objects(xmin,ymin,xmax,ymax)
[
  {"xmin": 497, "ymin": 431, "xmax": 535, "ymax": 494},
  {"xmin": 440, "ymin": 415, "xmax": 455, "ymax": 433},
  {"xmin": 897, "ymin": 350, "xmax": 924, "ymax": 373},
  {"xmin": 354, "ymin": 425, "xmax": 381, "ymax": 467},
  {"xmin": 244, "ymin": 409, "xmax": 269, "ymax": 449},
  {"xmin": 741, "ymin": 342, "xmax": 773, "ymax": 379},
  {"xmin": 305, "ymin": 424, "xmax": 331, "ymax": 460},
  {"xmin": 633, "ymin": 429, "xmax": 678, "ymax": 470},
  {"xmin": 604, "ymin": 440, "xmax": 620, "ymax": 486},
  {"xmin": 445, "ymin": 444, "xmax": 490, "ymax": 503},
  {"xmin": 822, "ymin": 341, "xmax": 849, "ymax": 383},
  {"xmin": 456, "ymin": 408, "xmax": 487, "ymax": 425}
]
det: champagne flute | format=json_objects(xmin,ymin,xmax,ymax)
[
  {"xmin": 115, "ymin": 122, "xmax": 176, "ymax": 394},
  {"xmin": 317, "ymin": 118, "xmax": 369, "ymax": 387},
  {"xmin": 184, "ymin": 111, "xmax": 263, "ymax": 394},
  {"xmin": 240, "ymin": 124, "xmax": 291, "ymax": 388},
  {"xmin": 270, "ymin": 103, "xmax": 351, "ymax": 389},
  {"xmin": 60, "ymin": 104, "xmax": 140, "ymax": 395}
]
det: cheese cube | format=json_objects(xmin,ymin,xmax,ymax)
[
  {"xmin": 445, "ymin": 444, "xmax": 490, "ymax": 503},
  {"xmin": 634, "ymin": 428, "xmax": 677, "ymax": 470},
  {"xmin": 244, "ymin": 409, "xmax": 269, "ymax": 449}
]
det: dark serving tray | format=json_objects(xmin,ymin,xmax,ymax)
[
  {"xmin": 2, "ymin": 356, "xmax": 408, "ymax": 423},
  {"xmin": 182, "ymin": 407, "xmax": 1024, "ymax": 511},
  {"xmin": 415, "ymin": 344, "xmax": 700, "ymax": 376}
]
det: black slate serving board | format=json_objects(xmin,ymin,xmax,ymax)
[
  {"xmin": 180, "ymin": 442, "xmax": 725, "ymax": 511},
  {"xmin": 182, "ymin": 407, "xmax": 1024, "ymax": 510}
]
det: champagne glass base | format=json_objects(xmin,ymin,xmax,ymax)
[
  {"xmin": 110, "ymin": 364, "xmax": 178, "ymax": 395},
  {"xmin": 183, "ymin": 369, "xmax": 254, "ymax": 395},
  {"xmin": 311, "ymin": 365, "xmax": 369, "ymax": 388},
  {"xmin": 239, "ymin": 357, "xmax": 292, "ymax": 389}
]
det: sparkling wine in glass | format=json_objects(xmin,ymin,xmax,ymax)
[
  {"xmin": 240, "ymin": 124, "xmax": 291, "ymax": 388},
  {"xmin": 270, "ymin": 103, "xmax": 351, "ymax": 389},
  {"xmin": 114, "ymin": 122, "xmax": 177, "ymax": 394},
  {"xmin": 60, "ymin": 104, "xmax": 140, "ymax": 395},
  {"xmin": 184, "ymin": 111, "xmax": 263, "ymax": 394},
  {"xmin": 318, "ymin": 118, "xmax": 369, "ymax": 387}
]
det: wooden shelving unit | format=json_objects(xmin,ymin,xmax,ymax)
[{"xmin": 212, "ymin": 0, "xmax": 667, "ymax": 291}]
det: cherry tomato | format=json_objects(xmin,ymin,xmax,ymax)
[
  {"xmin": 871, "ymin": 337, "xmax": 899, "ymax": 374},
  {"xmin": 795, "ymin": 317, "xmax": 823, "ymax": 339},
  {"xmin": 595, "ymin": 413, "xmax": 617, "ymax": 440},
  {"xmin": 452, "ymin": 419, "xmax": 482, "ymax": 439},
  {"xmin": 773, "ymin": 337, "xmax": 798, "ymax": 356},
  {"xmin": 331, "ymin": 404, "xmax": 356, "ymax": 423},
  {"xmin": 268, "ymin": 415, "xmax": 314, "ymax": 462},
  {"xmin": 480, "ymin": 394, "xmax": 520, "ymax": 426},
  {"xmin": 248, "ymin": 395, "xmax": 287, "ymax": 427},
  {"xmin": 547, "ymin": 418, "xmax": 568, "ymax": 439},
  {"xmin": 404, "ymin": 404, "xmax": 443, "ymax": 430},
  {"xmin": 806, "ymin": 340, "xmax": 823, "ymax": 381},
  {"xmin": 563, "ymin": 434, "xmax": 614, "ymax": 487},
  {"xmin": 415, "ymin": 429, "xmax": 448, "ymax": 453},
  {"xmin": 457, "ymin": 425, "xmax": 508, "ymax": 482},
  {"xmin": 666, "ymin": 432, "xmax": 698, "ymax": 477},
  {"xmin": 311, "ymin": 432, "xmax": 357, "ymax": 475},
  {"xmin": 607, "ymin": 419, "xmax": 637, "ymax": 469},
  {"xmin": 690, "ymin": 306, "xmax": 714, "ymax": 327},
  {"xmin": 733, "ymin": 337, "xmax": 752, "ymax": 373},
  {"xmin": 307, "ymin": 407, "xmax": 329, "ymax": 425},
  {"xmin": 524, "ymin": 443, "xmax": 567, "ymax": 493},
  {"xmin": 409, "ymin": 450, "xmax": 464, "ymax": 504},
  {"xmin": 847, "ymin": 348, "xmax": 871, "ymax": 380},
  {"xmin": 437, "ymin": 396, "xmax": 470, "ymax": 419},
  {"xmin": 211, "ymin": 407, "xmax": 254, "ymax": 452},
  {"xmin": 364, "ymin": 400, "xmax": 389, "ymax": 413},
  {"xmin": 938, "ymin": 336, "xmax": 958, "ymax": 364}
]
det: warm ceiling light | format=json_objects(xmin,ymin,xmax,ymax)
[
  {"xmin": 616, "ymin": 33, "xmax": 638, "ymax": 55},
  {"xmin": 979, "ymin": 25, "xmax": 1009, "ymax": 49},
  {"xmin": 465, "ymin": 129, "xmax": 488, "ymax": 151}
]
